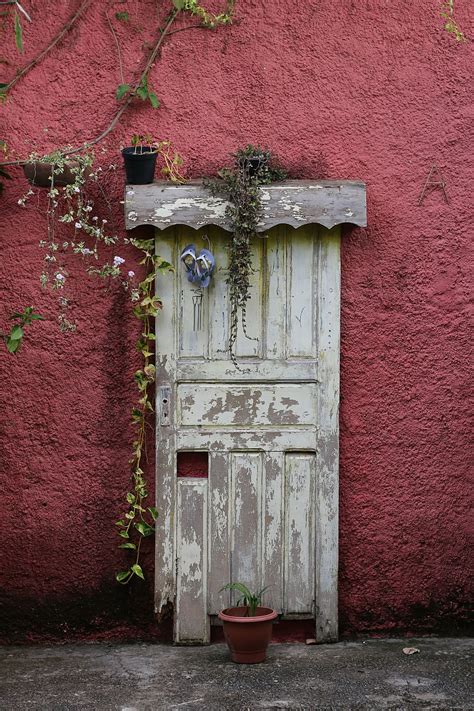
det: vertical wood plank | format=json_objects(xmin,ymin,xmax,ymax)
[
  {"xmin": 178, "ymin": 229, "xmax": 209, "ymax": 358},
  {"xmin": 265, "ymin": 227, "xmax": 287, "ymax": 360},
  {"xmin": 235, "ymin": 239, "xmax": 263, "ymax": 358},
  {"xmin": 208, "ymin": 228, "xmax": 230, "ymax": 360},
  {"xmin": 155, "ymin": 229, "xmax": 176, "ymax": 361},
  {"xmin": 262, "ymin": 452, "xmax": 284, "ymax": 612},
  {"xmin": 316, "ymin": 226, "xmax": 341, "ymax": 642},
  {"xmin": 283, "ymin": 452, "xmax": 315, "ymax": 615},
  {"xmin": 231, "ymin": 452, "xmax": 262, "ymax": 599},
  {"xmin": 155, "ymin": 230, "xmax": 177, "ymax": 615},
  {"xmin": 175, "ymin": 479, "xmax": 209, "ymax": 644},
  {"xmin": 208, "ymin": 451, "xmax": 230, "ymax": 613},
  {"xmin": 287, "ymin": 227, "xmax": 315, "ymax": 358}
]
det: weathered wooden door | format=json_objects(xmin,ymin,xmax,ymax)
[{"xmin": 154, "ymin": 224, "xmax": 341, "ymax": 645}]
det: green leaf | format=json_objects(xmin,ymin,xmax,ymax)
[
  {"xmin": 116, "ymin": 84, "xmax": 131, "ymax": 100},
  {"xmin": 148, "ymin": 506, "xmax": 158, "ymax": 521},
  {"xmin": 136, "ymin": 85, "xmax": 148, "ymax": 101},
  {"xmin": 126, "ymin": 492, "xmax": 136, "ymax": 504},
  {"xmin": 14, "ymin": 12, "xmax": 23, "ymax": 53},
  {"xmin": 131, "ymin": 563, "xmax": 145, "ymax": 580},
  {"xmin": 118, "ymin": 529, "xmax": 130, "ymax": 539},
  {"xmin": 144, "ymin": 364, "xmax": 156, "ymax": 379},
  {"xmin": 119, "ymin": 542, "xmax": 137, "ymax": 550},
  {"xmin": 172, "ymin": 0, "xmax": 186, "ymax": 8},
  {"xmin": 116, "ymin": 570, "xmax": 131, "ymax": 582},
  {"xmin": 6, "ymin": 337, "xmax": 21, "ymax": 354},
  {"xmin": 9, "ymin": 325, "xmax": 24, "ymax": 341},
  {"xmin": 115, "ymin": 11, "xmax": 129, "ymax": 21},
  {"xmin": 135, "ymin": 521, "xmax": 154, "ymax": 537},
  {"xmin": 148, "ymin": 92, "xmax": 160, "ymax": 109}
]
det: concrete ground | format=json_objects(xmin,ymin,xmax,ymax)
[{"xmin": 0, "ymin": 638, "xmax": 472, "ymax": 710}]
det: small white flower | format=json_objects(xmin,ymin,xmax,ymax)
[
  {"xmin": 102, "ymin": 219, "xmax": 107, "ymax": 224},
  {"xmin": 75, "ymin": 222, "xmax": 82, "ymax": 229},
  {"xmin": 92, "ymin": 216, "xmax": 98, "ymax": 221},
  {"xmin": 113, "ymin": 256, "xmax": 125, "ymax": 267},
  {"xmin": 127, "ymin": 270, "xmax": 135, "ymax": 278},
  {"xmin": 74, "ymin": 186, "xmax": 80, "ymax": 193},
  {"xmin": 56, "ymin": 273, "xmax": 65, "ymax": 282},
  {"xmin": 83, "ymin": 248, "xmax": 94, "ymax": 255}
]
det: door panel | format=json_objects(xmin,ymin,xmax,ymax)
[{"xmin": 177, "ymin": 383, "xmax": 317, "ymax": 427}]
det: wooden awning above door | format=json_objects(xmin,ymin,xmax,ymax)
[{"xmin": 124, "ymin": 179, "xmax": 367, "ymax": 232}]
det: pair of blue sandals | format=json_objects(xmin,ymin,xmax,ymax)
[{"xmin": 180, "ymin": 244, "xmax": 215, "ymax": 288}]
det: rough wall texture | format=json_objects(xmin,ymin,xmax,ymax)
[{"xmin": 0, "ymin": 0, "xmax": 472, "ymax": 642}]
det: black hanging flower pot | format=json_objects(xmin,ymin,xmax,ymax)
[
  {"xmin": 238, "ymin": 154, "xmax": 267, "ymax": 177},
  {"xmin": 122, "ymin": 146, "xmax": 158, "ymax": 185}
]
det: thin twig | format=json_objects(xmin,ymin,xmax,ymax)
[
  {"xmin": 165, "ymin": 23, "xmax": 204, "ymax": 36},
  {"xmin": 105, "ymin": 8, "xmax": 124, "ymax": 85},
  {"xmin": 0, "ymin": 8, "xmax": 180, "ymax": 166},
  {"xmin": 2, "ymin": 0, "xmax": 92, "ymax": 94},
  {"xmin": 65, "ymin": 9, "xmax": 180, "ymax": 154}
]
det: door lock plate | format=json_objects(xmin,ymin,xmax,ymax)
[{"xmin": 159, "ymin": 386, "xmax": 171, "ymax": 426}]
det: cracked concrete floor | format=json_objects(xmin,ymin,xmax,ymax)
[{"xmin": 0, "ymin": 638, "xmax": 472, "ymax": 710}]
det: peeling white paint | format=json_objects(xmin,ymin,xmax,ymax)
[
  {"xmin": 156, "ymin": 226, "xmax": 341, "ymax": 643},
  {"xmin": 153, "ymin": 197, "xmax": 228, "ymax": 220}
]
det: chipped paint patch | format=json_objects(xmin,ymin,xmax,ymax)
[{"xmin": 153, "ymin": 197, "xmax": 228, "ymax": 220}]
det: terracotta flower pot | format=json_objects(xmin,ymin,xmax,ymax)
[
  {"xmin": 23, "ymin": 161, "xmax": 90, "ymax": 187},
  {"xmin": 218, "ymin": 606, "xmax": 278, "ymax": 664}
]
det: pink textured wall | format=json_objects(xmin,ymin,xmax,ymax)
[{"xmin": 0, "ymin": 1, "xmax": 472, "ymax": 642}]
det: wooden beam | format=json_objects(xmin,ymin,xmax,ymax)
[{"xmin": 125, "ymin": 180, "xmax": 367, "ymax": 232}]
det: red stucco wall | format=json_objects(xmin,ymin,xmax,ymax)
[{"xmin": 1, "ymin": 1, "xmax": 472, "ymax": 642}]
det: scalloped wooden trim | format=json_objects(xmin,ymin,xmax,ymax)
[{"xmin": 124, "ymin": 180, "xmax": 367, "ymax": 232}]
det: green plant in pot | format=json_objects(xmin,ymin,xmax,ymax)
[
  {"xmin": 218, "ymin": 582, "xmax": 277, "ymax": 664},
  {"xmin": 22, "ymin": 149, "xmax": 93, "ymax": 188},
  {"xmin": 122, "ymin": 134, "xmax": 158, "ymax": 185},
  {"xmin": 122, "ymin": 134, "xmax": 186, "ymax": 185},
  {"xmin": 207, "ymin": 145, "xmax": 287, "ymax": 368}
]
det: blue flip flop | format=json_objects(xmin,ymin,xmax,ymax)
[
  {"xmin": 195, "ymin": 248, "xmax": 215, "ymax": 288},
  {"xmin": 180, "ymin": 244, "xmax": 198, "ymax": 283}
]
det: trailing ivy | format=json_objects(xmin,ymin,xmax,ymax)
[
  {"xmin": 207, "ymin": 146, "xmax": 286, "ymax": 367},
  {"xmin": 115, "ymin": 240, "xmax": 173, "ymax": 585}
]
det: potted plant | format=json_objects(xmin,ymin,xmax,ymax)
[
  {"xmin": 122, "ymin": 134, "xmax": 158, "ymax": 185},
  {"xmin": 236, "ymin": 144, "xmax": 269, "ymax": 177},
  {"xmin": 218, "ymin": 582, "xmax": 278, "ymax": 664},
  {"xmin": 22, "ymin": 149, "xmax": 92, "ymax": 188}
]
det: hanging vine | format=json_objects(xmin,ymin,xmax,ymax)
[
  {"xmin": 207, "ymin": 146, "xmax": 286, "ymax": 367},
  {"xmin": 115, "ymin": 239, "xmax": 172, "ymax": 584}
]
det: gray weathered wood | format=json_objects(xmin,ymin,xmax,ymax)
[
  {"xmin": 125, "ymin": 180, "xmax": 366, "ymax": 231},
  {"xmin": 154, "ymin": 224, "xmax": 341, "ymax": 643},
  {"xmin": 315, "ymin": 226, "xmax": 341, "ymax": 642},
  {"xmin": 175, "ymin": 479, "xmax": 209, "ymax": 644}
]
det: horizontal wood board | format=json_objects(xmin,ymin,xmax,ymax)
[{"xmin": 125, "ymin": 180, "xmax": 367, "ymax": 231}]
